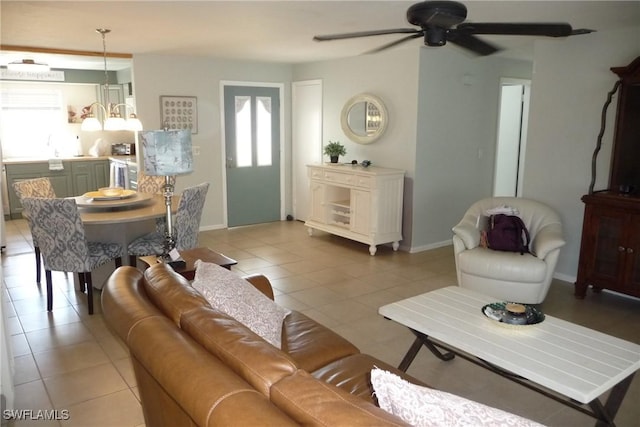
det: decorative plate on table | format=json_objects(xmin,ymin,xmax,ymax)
[
  {"xmin": 84, "ymin": 189, "xmax": 137, "ymax": 201},
  {"xmin": 74, "ymin": 192, "xmax": 154, "ymax": 209},
  {"xmin": 482, "ymin": 302, "xmax": 545, "ymax": 328}
]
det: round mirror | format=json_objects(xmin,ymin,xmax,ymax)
[{"xmin": 340, "ymin": 93, "xmax": 388, "ymax": 144}]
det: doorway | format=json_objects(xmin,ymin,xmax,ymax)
[
  {"xmin": 292, "ymin": 79, "xmax": 323, "ymax": 221},
  {"xmin": 493, "ymin": 78, "xmax": 530, "ymax": 197},
  {"xmin": 222, "ymin": 83, "xmax": 283, "ymax": 227}
]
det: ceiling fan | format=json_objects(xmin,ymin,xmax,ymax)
[{"xmin": 313, "ymin": 1, "xmax": 594, "ymax": 56}]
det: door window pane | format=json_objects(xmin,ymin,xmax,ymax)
[
  {"xmin": 234, "ymin": 96, "xmax": 252, "ymax": 167},
  {"xmin": 256, "ymin": 96, "xmax": 272, "ymax": 166}
]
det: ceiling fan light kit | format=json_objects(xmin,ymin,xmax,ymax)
[
  {"xmin": 7, "ymin": 59, "xmax": 50, "ymax": 72},
  {"xmin": 314, "ymin": 0, "xmax": 594, "ymax": 56}
]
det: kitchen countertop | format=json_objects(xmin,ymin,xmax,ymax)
[
  {"xmin": 2, "ymin": 156, "xmax": 112, "ymax": 164},
  {"xmin": 3, "ymin": 155, "xmax": 138, "ymax": 167}
]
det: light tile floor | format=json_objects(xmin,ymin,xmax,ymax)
[{"xmin": 2, "ymin": 219, "xmax": 639, "ymax": 426}]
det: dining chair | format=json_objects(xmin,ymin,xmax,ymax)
[
  {"xmin": 12, "ymin": 177, "xmax": 56, "ymax": 284},
  {"xmin": 137, "ymin": 172, "xmax": 177, "ymax": 234},
  {"xmin": 21, "ymin": 197, "xmax": 124, "ymax": 314},
  {"xmin": 128, "ymin": 182, "xmax": 210, "ymax": 265},
  {"xmin": 137, "ymin": 171, "xmax": 175, "ymax": 194}
]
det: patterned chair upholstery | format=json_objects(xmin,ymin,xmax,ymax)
[
  {"xmin": 136, "ymin": 172, "xmax": 177, "ymax": 233},
  {"xmin": 12, "ymin": 177, "xmax": 56, "ymax": 284},
  {"xmin": 128, "ymin": 182, "xmax": 209, "ymax": 264},
  {"xmin": 137, "ymin": 171, "xmax": 175, "ymax": 194},
  {"xmin": 21, "ymin": 197, "xmax": 123, "ymax": 314}
]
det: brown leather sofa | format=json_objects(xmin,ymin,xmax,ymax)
[{"xmin": 102, "ymin": 263, "xmax": 423, "ymax": 426}]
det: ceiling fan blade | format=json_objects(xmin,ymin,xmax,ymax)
[
  {"xmin": 446, "ymin": 31, "xmax": 500, "ymax": 56},
  {"xmin": 456, "ymin": 22, "xmax": 573, "ymax": 37},
  {"xmin": 571, "ymin": 28, "xmax": 596, "ymax": 36},
  {"xmin": 313, "ymin": 28, "xmax": 421, "ymax": 42},
  {"xmin": 365, "ymin": 32, "xmax": 425, "ymax": 54}
]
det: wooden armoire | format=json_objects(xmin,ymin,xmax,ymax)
[{"xmin": 575, "ymin": 56, "xmax": 640, "ymax": 299}]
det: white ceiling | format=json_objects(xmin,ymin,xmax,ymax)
[{"xmin": 1, "ymin": 1, "xmax": 639, "ymax": 70}]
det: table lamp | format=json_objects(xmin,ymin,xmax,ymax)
[{"xmin": 139, "ymin": 129, "xmax": 193, "ymax": 261}]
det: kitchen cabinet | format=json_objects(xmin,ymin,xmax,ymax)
[
  {"xmin": 305, "ymin": 164, "xmax": 404, "ymax": 255},
  {"xmin": 71, "ymin": 160, "xmax": 109, "ymax": 195},
  {"xmin": 5, "ymin": 158, "xmax": 109, "ymax": 219},
  {"xmin": 576, "ymin": 56, "xmax": 640, "ymax": 299}
]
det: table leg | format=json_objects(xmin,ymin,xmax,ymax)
[
  {"xmin": 591, "ymin": 372, "xmax": 634, "ymax": 427},
  {"xmin": 398, "ymin": 329, "xmax": 455, "ymax": 371}
]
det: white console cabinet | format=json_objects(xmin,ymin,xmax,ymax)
[{"xmin": 305, "ymin": 164, "xmax": 405, "ymax": 255}]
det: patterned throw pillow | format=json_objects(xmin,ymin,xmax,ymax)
[
  {"xmin": 371, "ymin": 368, "xmax": 545, "ymax": 427},
  {"xmin": 192, "ymin": 260, "xmax": 289, "ymax": 348}
]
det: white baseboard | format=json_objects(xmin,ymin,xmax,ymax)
[{"xmin": 407, "ymin": 240, "xmax": 453, "ymax": 253}]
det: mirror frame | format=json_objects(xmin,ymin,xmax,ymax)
[{"xmin": 340, "ymin": 93, "xmax": 388, "ymax": 144}]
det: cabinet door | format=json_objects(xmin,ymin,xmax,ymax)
[
  {"xmin": 587, "ymin": 206, "xmax": 627, "ymax": 289},
  {"xmin": 622, "ymin": 214, "xmax": 640, "ymax": 294},
  {"xmin": 6, "ymin": 163, "xmax": 72, "ymax": 217},
  {"xmin": 308, "ymin": 183, "xmax": 325, "ymax": 223},
  {"xmin": 71, "ymin": 162, "xmax": 96, "ymax": 195},
  {"xmin": 93, "ymin": 161, "xmax": 110, "ymax": 189},
  {"xmin": 350, "ymin": 189, "xmax": 371, "ymax": 235}
]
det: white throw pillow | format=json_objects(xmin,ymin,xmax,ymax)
[
  {"xmin": 192, "ymin": 260, "xmax": 289, "ymax": 348},
  {"xmin": 371, "ymin": 368, "xmax": 545, "ymax": 427}
]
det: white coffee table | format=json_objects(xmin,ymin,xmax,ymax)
[{"xmin": 379, "ymin": 286, "xmax": 640, "ymax": 427}]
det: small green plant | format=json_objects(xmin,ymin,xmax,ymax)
[{"xmin": 323, "ymin": 140, "xmax": 347, "ymax": 159}]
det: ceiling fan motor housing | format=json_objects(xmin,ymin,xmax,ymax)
[{"xmin": 407, "ymin": 1, "xmax": 467, "ymax": 28}]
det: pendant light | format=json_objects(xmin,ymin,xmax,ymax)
[{"xmin": 81, "ymin": 29, "xmax": 142, "ymax": 132}]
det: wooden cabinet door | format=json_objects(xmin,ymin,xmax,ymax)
[
  {"xmin": 588, "ymin": 206, "xmax": 626, "ymax": 289},
  {"xmin": 94, "ymin": 161, "xmax": 110, "ymax": 189},
  {"xmin": 622, "ymin": 214, "xmax": 640, "ymax": 294},
  {"xmin": 308, "ymin": 182, "xmax": 325, "ymax": 223},
  {"xmin": 350, "ymin": 189, "xmax": 371, "ymax": 236},
  {"xmin": 71, "ymin": 162, "xmax": 96, "ymax": 195}
]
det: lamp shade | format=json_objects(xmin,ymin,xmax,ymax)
[{"xmin": 140, "ymin": 129, "xmax": 193, "ymax": 176}]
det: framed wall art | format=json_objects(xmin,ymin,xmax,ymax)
[{"xmin": 160, "ymin": 95, "xmax": 198, "ymax": 134}]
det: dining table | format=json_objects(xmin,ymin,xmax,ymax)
[{"xmin": 72, "ymin": 191, "xmax": 179, "ymax": 290}]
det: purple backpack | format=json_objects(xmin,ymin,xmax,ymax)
[{"xmin": 486, "ymin": 214, "xmax": 530, "ymax": 255}]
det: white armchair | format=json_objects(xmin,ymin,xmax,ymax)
[{"xmin": 452, "ymin": 197, "xmax": 565, "ymax": 304}]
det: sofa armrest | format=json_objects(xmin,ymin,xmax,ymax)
[
  {"xmin": 244, "ymin": 274, "xmax": 275, "ymax": 301},
  {"xmin": 531, "ymin": 223, "xmax": 565, "ymax": 259},
  {"xmin": 452, "ymin": 222, "xmax": 481, "ymax": 250}
]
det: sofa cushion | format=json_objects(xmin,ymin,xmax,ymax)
[
  {"xmin": 283, "ymin": 310, "xmax": 360, "ymax": 372},
  {"xmin": 371, "ymin": 368, "xmax": 544, "ymax": 427},
  {"xmin": 312, "ymin": 353, "xmax": 426, "ymax": 404},
  {"xmin": 127, "ymin": 315, "xmax": 298, "ymax": 427},
  {"xmin": 181, "ymin": 306, "xmax": 297, "ymax": 397},
  {"xmin": 192, "ymin": 260, "xmax": 290, "ymax": 348},
  {"xmin": 458, "ymin": 247, "xmax": 547, "ymax": 282},
  {"xmin": 142, "ymin": 263, "xmax": 210, "ymax": 326},
  {"xmin": 271, "ymin": 370, "xmax": 409, "ymax": 426}
]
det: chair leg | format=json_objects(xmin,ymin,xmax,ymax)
[
  {"xmin": 35, "ymin": 246, "xmax": 42, "ymax": 284},
  {"xmin": 115, "ymin": 257, "xmax": 123, "ymax": 268},
  {"xmin": 85, "ymin": 272, "xmax": 94, "ymax": 315},
  {"xmin": 44, "ymin": 270, "xmax": 53, "ymax": 311},
  {"xmin": 129, "ymin": 255, "xmax": 137, "ymax": 267},
  {"xmin": 78, "ymin": 272, "xmax": 86, "ymax": 292}
]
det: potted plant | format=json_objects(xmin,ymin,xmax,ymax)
[{"xmin": 323, "ymin": 140, "xmax": 347, "ymax": 163}]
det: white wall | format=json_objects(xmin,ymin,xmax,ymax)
[
  {"xmin": 524, "ymin": 26, "xmax": 640, "ymax": 280},
  {"xmin": 293, "ymin": 47, "xmax": 421, "ymax": 246},
  {"xmin": 131, "ymin": 54, "xmax": 293, "ymax": 229},
  {"xmin": 412, "ymin": 49, "xmax": 532, "ymax": 251}
]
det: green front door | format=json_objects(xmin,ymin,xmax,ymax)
[{"xmin": 223, "ymin": 85, "xmax": 281, "ymax": 227}]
